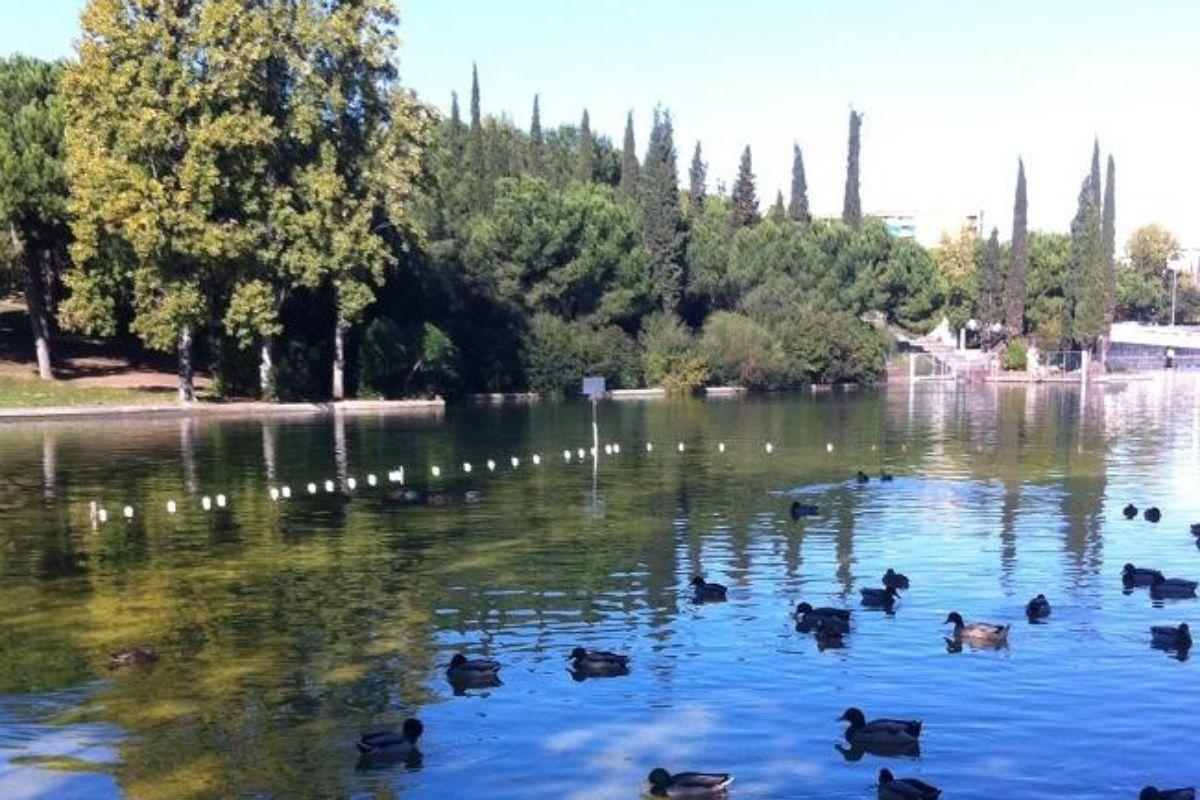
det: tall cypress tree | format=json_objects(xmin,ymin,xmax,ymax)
[
  {"xmin": 1004, "ymin": 158, "xmax": 1028, "ymax": 337},
  {"xmin": 469, "ymin": 63, "xmax": 483, "ymax": 172},
  {"xmin": 788, "ymin": 143, "xmax": 810, "ymax": 225},
  {"xmin": 619, "ymin": 111, "xmax": 639, "ymax": 199},
  {"xmin": 640, "ymin": 107, "xmax": 684, "ymax": 311},
  {"xmin": 529, "ymin": 94, "xmax": 544, "ymax": 175},
  {"xmin": 768, "ymin": 190, "xmax": 786, "ymax": 222},
  {"xmin": 1101, "ymin": 154, "xmax": 1116, "ymax": 326},
  {"xmin": 842, "ymin": 110, "xmax": 862, "ymax": 225},
  {"xmin": 575, "ymin": 108, "xmax": 594, "ymax": 182},
  {"xmin": 977, "ymin": 227, "xmax": 1004, "ymax": 326},
  {"xmin": 730, "ymin": 145, "xmax": 760, "ymax": 228},
  {"xmin": 448, "ymin": 91, "xmax": 465, "ymax": 162},
  {"xmin": 687, "ymin": 141, "xmax": 706, "ymax": 215},
  {"xmin": 1089, "ymin": 138, "xmax": 1101, "ymax": 209},
  {"xmin": 1065, "ymin": 168, "xmax": 1105, "ymax": 348}
]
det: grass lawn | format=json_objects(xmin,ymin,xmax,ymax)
[{"xmin": 0, "ymin": 374, "xmax": 171, "ymax": 409}]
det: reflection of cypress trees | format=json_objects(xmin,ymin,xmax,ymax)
[
  {"xmin": 996, "ymin": 387, "xmax": 1028, "ymax": 588},
  {"xmin": 1059, "ymin": 390, "xmax": 1107, "ymax": 583}
]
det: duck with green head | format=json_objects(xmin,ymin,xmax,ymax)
[
  {"xmin": 357, "ymin": 718, "xmax": 424, "ymax": 758},
  {"xmin": 794, "ymin": 602, "xmax": 851, "ymax": 633},
  {"xmin": 878, "ymin": 768, "xmax": 941, "ymax": 800},
  {"xmin": 944, "ymin": 612, "xmax": 1010, "ymax": 644},
  {"xmin": 647, "ymin": 767, "xmax": 732, "ymax": 797},
  {"xmin": 569, "ymin": 647, "xmax": 630, "ymax": 678},
  {"xmin": 839, "ymin": 707, "xmax": 922, "ymax": 749},
  {"xmin": 446, "ymin": 653, "xmax": 502, "ymax": 686}
]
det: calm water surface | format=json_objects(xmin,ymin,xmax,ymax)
[{"xmin": 1, "ymin": 379, "xmax": 1199, "ymax": 799}]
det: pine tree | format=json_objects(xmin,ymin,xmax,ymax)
[
  {"xmin": 1101, "ymin": 154, "xmax": 1116, "ymax": 327},
  {"xmin": 977, "ymin": 227, "xmax": 1004, "ymax": 326},
  {"xmin": 788, "ymin": 143, "xmax": 810, "ymax": 225},
  {"xmin": 730, "ymin": 145, "xmax": 760, "ymax": 228},
  {"xmin": 640, "ymin": 107, "xmax": 684, "ymax": 311},
  {"xmin": 1065, "ymin": 168, "xmax": 1105, "ymax": 349},
  {"xmin": 768, "ymin": 191, "xmax": 786, "ymax": 223},
  {"xmin": 529, "ymin": 94, "xmax": 544, "ymax": 175},
  {"xmin": 687, "ymin": 141, "xmax": 706, "ymax": 215},
  {"xmin": 1003, "ymin": 158, "xmax": 1028, "ymax": 337},
  {"xmin": 575, "ymin": 109, "xmax": 594, "ymax": 182},
  {"xmin": 619, "ymin": 111, "xmax": 639, "ymax": 199},
  {"xmin": 842, "ymin": 110, "xmax": 862, "ymax": 225}
]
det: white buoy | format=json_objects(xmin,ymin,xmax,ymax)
[
  {"xmin": 98, "ymin": 508, "xmax": 108, "ymax": 523},
  {"xmin": 532, "ymin": 454, "xmax": 541, "ymax": 465},
  {"xmin": 563, "ymin": 449, "xmax": 572, "ymax": 462},
  {"xmin": 123, "ymin": 505, "xmax": 134, "ymax": 520},
  {"xmin": 577, "ymin": 448, "xmax": 586, "ymax": 459},
  {"xmin": 431, "ymin": 466, "xmax": 441, "ymax": 478},
  {"xmin": 487, "ymin": 459, "xmax": 496, "ymax": 472},
  {"xmin": 202, "ymin": 496, "xmax": 213, "ymax": 510},
  {"xmin": 307, "ymin": 482, "xmax": 318, "ymax": 494},
  {"xmin": 281, "ymin": 486, "xmax": 292, "ymax": 499},
  {"xmin": 324, "ymin": 480, "xmax": 335, "ymax": 493},
  {"xmin": 718, "ymin": 442, "xmax": 726, "ymax": 452},
  {"xmin": 871, "ymin": 444, "xmax": 877, "ymax": 452},
  {"xmin": 646, "ymin": 442, "xmax": 653, "ymax": 452},
  {"xmin": 367, "ymin": 474, "xmax": 377, "ymax": 486},
  {"xmin": 589, "ymin": 446, "xmax": 597, "ymax": 457},
  {"xmin": 677, "ymin": 442, "xmax": 685, "ymax": 452},
  {"xmin": 347, "ymin": 477, "xmax": 357, "ymax": 491},
  {"xmin": 510, "ymin": 456, "xmax": 519, "ymax": 468},
  {"xmin": 463, "ymin": 462, "xmax": 472, "ymax": 473},
  {"xmin": 269, "ymin": 487, "xmax": 280, "ymax": 501},
  {"xmin": 765, "ymin": 442, "xmax": 774, "ymax": 454},
  {"xmin": 166, "ymin": 500, "xmax": 177, "ymax": 514},
  {"xmin": 604, "ymin": 444, "xmax": 613, "ymax": 455},
  {"xmin": 216, "ymin": 494, "xmax": 227, "ymax": 508},
  {"xmin": 826, "ymin": 442, "xmax": 834, "ymax": 453},
  {"xmin": 612, "ymin": 444, "xmax": 620, "ymax": 454}
]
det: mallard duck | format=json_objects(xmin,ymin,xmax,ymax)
[
  {"xmin": 860, "ymin": 585, "xmax": 899, "ymax": 608},
  {"xmin": 945, "ymin": 612, "xmax": 1010, "ymax": 644},
  {"xmin": 855, "ymin": 471, "xmax": 870, "ymax": 484},
  {"xmin": 647, "ymin": 767, "xmax": 732, "ymax": 797},
  {"xmin": 1124, "ymin": 563, "xmax": 1164, "ymax": 588},
  {"xmin": 109, "ymin": 646, "xmax": 158, "ymax": 668},
  {"xmin": 446, "ymin": 653, "xmax": 501, "ymax": 684},
  {"xmin": 878, "ymin": 768, "xmax": 941, "ymax": 800},
  {"xmin": 794, "ymin": 602, "xmax": 851, "ymax": 633},
  {"xmin": 883, "ymin": 568, "xmax": 910, "ymax": 591},
  {"xmin": 1151, "ymin": 623, "xmax": 1192, "ymax": 651},
  {"xmin": 1025, "ymin": 594, "xmax": 1052, "ymax": 621},
  {"xmin": 790, "ymin": 501, "xmax": 820, "ymax": 519},
  {"xmin": 1140, "ymin": 787, "xmax": 1195, "ymax": 800},
  {"xmin": 691, "ymin": 576, "xmax": 727, "ymax": 603},
  {"xmin": 814, "ymin": 620, "xmax": 845, "ymax": 649},
  {"xmin": 1144, "ymin": 507, "xmax": 1162, "ymax": 523},
  {"xmin": 1124, "ymin": 503, "xmax": 1139, "ymax": 519},
  {"xmin": 569, "ymin": 647, "xmax": 629, "ymax": 677},
  {"xmin": 1150, "ymin": 575, "xmax": 1198, "ymax": 599},
  {"xmin": 839, "ymin": 707, "xmax": 922, "ymax": 749},
  {"xmin": 357, "ymin": 718, "xmax": 424, "ymax": 757}
]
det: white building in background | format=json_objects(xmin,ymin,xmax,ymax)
[
  {"xmin": 1167, "ymin": 248, "xmax": 1200, "ymax": 281},
  {"xmin": 874, "ymin": 209, "xmax": 986, "ymax": 248}
]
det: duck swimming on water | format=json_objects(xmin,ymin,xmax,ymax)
[
  {"xmin": 1150, "ymin": 623, "xmax": 1191, "ymax": 652},
  {"xmin": 944, "ymin": 612, "xmax": 1010, "ymax": 644},
  {"xmin": 357, "ymin": 718, "xmax": 424, "ymax": 758},
  {"xmin": 647, "ymin": 768, "xmax": 732, "ymax": 797},
  {"xmin": 883, "ymin": 568, "xmax": 910, "ymax": 591},
  {"xmin": 446, "ymin": 653, "xmax": 502, "ymax": 686},
  {"xmin": 691, "ymin": 576, "xmax": 728, "ymax": 603},
  {"xmin": 790, "ymin": 501, "xmax": 820, "ymax": 519},
  {"xmin": 839, "ymin": 707, "xmax": 922, "ymax": 749},
  {"xmin": 855, "ymin": 471, "xmax": 870, "ymax": 484},
  {"xmin": 569, "ymin": 647, "xmax": 630, "ymax": 678},
  {"xmin": 1144, "ymin": 507, "xmax": 1162, "ymax": 523},
  {"xmin": 1025, "ymin": 594, "xmax": 1052, "ymax": 621},
  {"xmin": 1124, "ymin": 564, "xmax": 1164, "ymax": 588},
  {"xmin": 878, "ymin": 768, "xmax": 941, "ymax": 800},
  {"xmin": 794, "ymin": 603, "xmax": 851, "ymax": 633},
  {"xmin": 1140, "ymin": 787, "xmax": 1195, "ymax": 800},
  {"xmin": 1124, "ymin": 503, "xmax": 1139, "ymax": 519},
  {"xmin": 860, "ymin": 585, "xmax": 900, "ymax": 609},
  {"xmin": 109, "ymin": 646, "xmax": 158, "ymax": 668},
  {"xmin": 1149, "ymin": 574, "xmax": 1198, "ymax": 599}
]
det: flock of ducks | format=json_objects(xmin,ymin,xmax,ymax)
[{"xmin": 102, "ymin": 478, "xmax": 1198, "ymax": 798}]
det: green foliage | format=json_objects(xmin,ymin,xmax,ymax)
[
  {"xmin": 639, "ymin": 312, "xmax": 708, "ymax": 394},
  {"xmin": 640, "ymin": 107, "xmax": 684, "ymax": 311},
  {"xmin": 777, "ymin": 312, "xmax": 886, "ymax": 384},
  {"xmin": 687, "ymin": 141, "xmax": 705, "ymax": 216},
  {"xmin": 932, "ymin": 226, "xmax": 978, "ymax": 330},
  {"xmin": 730, "ymin": 145, "xmax": 760, "ymax": 228},
  {"xmin": 1025, "ymin": 231, "xmax": 1071, "ymax": 346},
  {"xmin": 224, "ymin": 281, "xmax": 282, "ymax": 349},
  {"xmin": 1005, "ymin": 159, "xmax": 1029, "ymax": 335},
  {"xmin": 881, "ymin": 239, "xmax": 945, "ymax": 332},
  {"xmin": 842, "ymin": 110, "xmax": 862, "ymax": 225},
  {"xmin": 523, "ymin": 313, "xmax": 638, "ymax": 398},
  {"xmin": 700, "ymin": 311, "xmax": 785, "ymax": 389},
  {"xmin": 976, "ymin": 227, "xmax": 1005, "ymax": 328},
  {"xmin": 1001, "ymin": 338, "xmax": 1028, "ymax": 371},
  {"xmin": 619, "ymin": 112, "xmax": 639, "ymax": 199},
  {"xmin": 1065, "ymin": 168, "xmax": 1106, "ymax": 347},
  {"xmin": 788, "ymin": 144, "xmax": 810, "ymax": 225}
]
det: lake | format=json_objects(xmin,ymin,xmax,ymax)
[{"xmin": 1, "ymin": 378, "xmax": 1199, "ymax": 799}]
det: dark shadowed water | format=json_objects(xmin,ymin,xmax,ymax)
[{"xmin": 1, "ymin": 377, "xmax": 1199, "ymax": 799}]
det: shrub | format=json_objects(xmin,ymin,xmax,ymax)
[
  {"xmin": 524, "ymin": 313, "xmax": 584, "ymax": 399},
  {"xmin": 700, "ymin": 311, "xmax": 785, "ymax": 389},
  {"xmin": 777, "ymin": 312, "xmax": 886, "ymax": 385},
  {"xmin": 1001, "ymin": 339, "xmax": 1028, "ymax": 371},
  {"xmin": 640, "ymin": 312, "xmax": 709, "ymax": 394},
  {"xmin": 358, "ymin": 317, "xmax": 408, "ymax": 398},
  {"xmin": 359, "ymin": 318, "xmax": 460, "ymax": 399}
]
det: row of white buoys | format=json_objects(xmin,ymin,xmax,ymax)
[
  {"xmin": 347, "ymin": 477, "xmax": 357, "ymax": 491},
  {"xmin": 533, "ymin": 454, "xmax": 541, "ymax": 465}
]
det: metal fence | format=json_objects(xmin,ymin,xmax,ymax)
[
  {"xmin": 1107, "ymin": 354, "xmax": 1200, "ymax": 372},
  {"xmin": 1039, "ymin": 350, "xmax": 1084, "ymax": 375}
]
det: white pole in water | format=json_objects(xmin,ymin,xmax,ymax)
[{"xmin": 591, "ymin": 395, "xmax": 599, "ymax": 469}]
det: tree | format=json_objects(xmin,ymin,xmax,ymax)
[
  {"xmin": 1026, "ymin": 232, "xmax": 1071, "ymax": 345},
  {"xmin": 640, "ymin": 107, "xmax": 684, "ymax": 311},
  {"xmin": 619, "ymin": 111, "xmax": 638, "ymax": 199},
  {"xmin": 1064, "ymin": 169, "xmax": 1105, "ymax": 349},
  {"xmin": 575, "ymin": 109, "xmax": 595, "ymax": 182},
  {"xmin": 687, "ymin": 141, "xmax": 706, "ymax": 215},
  {"xmin": 842, "ymin": 110, "xmax": 862, "ymax": 225},
  {"xmin": 0, "ymin": 56, "xmax": 68, "ymax": 380},
  {"xmin": 768, "ymin": 191, "xmax": 786, "ymax": 223},
  {"xmin": 467, "ymin": 63, "xmax": 486, "ymax": 207},
  {"xmin": 1004, "ymin": 158, "xmax": 1028, "ymax": 336},
  {"xmin": 529, "ymin": 95, "xmax": 544, "ymax": 175},
  {"xmin": 730, "ymin": 145, "xmax": 760, "ymax": 228},
  {"xmin": 1101, "ymin": 154, "xmax": 1116, "ymax": 327},
  {"xmin": 1121, "ymin": 223, "xmax": 1179, "ymax": 324},
  {"xmin": 788, "ymin": 143, "xmax": 810, "ymax": 225},
  {"xmin": 932, "ymin": 226, "xmax": 978, "ymax": 329},
  {"xmin": 976, "ymin": 227, "xmax": 1004, "ymax": 332},
  {"xmin": 62, "ymin": 0, "xmax": 277, "ymax": 401}
]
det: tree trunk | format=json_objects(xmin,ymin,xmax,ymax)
[
  {"xmin": 178, "ymin": 324, "xmax": 196, "ymax": 402},
  {"xmin": 331, "ymin": 320, "xmax": 346, "ymax": 400},
  {"xmin": 10, "ymin": 223, "xmax": 52, "ymax": 379},
  {"xmin": 259, "ymin": 337, "xmax": 276, "ymax": 400}
]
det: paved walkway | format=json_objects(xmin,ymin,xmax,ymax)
[{"xmin": 0, "ymin": 398, "xmax": 445, "ymax": 423}]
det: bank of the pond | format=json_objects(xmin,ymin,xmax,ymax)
[{"xmin": 0, "ymin": 397, "xmax": 445, "ymax": 423}]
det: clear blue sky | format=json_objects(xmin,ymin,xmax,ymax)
[{"xmin": 4, "ymin": 0, "xmax": 1198, "ymax": 247}]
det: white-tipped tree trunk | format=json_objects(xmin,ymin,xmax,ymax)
[
  {"xmin": 178, "ymin": 324, "xmax": 195, "ymax": 402},
  {"xmin": 259, "ymin": 337, "xmax": 275, "ymax": 400},
  {"xmin": 331, "ymin": 320, "xmax": 346, "ymax": 401}
]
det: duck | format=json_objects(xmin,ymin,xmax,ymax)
[
  {"xmin": 855, "ymin": 471, "xmax": 870, "ymax": 484},
  {"xmin": 569, "ymin": 647, "xmax": 629, "ymax": 677},
  {"xmin": 691, "ymin": 576, "xmax": 728, "ymax": 603},
  {"xmin": 860, "ymin": 585, "xmax": 900, "ymax": 609},
  {"xmin": 1144, "ymin": 507, "xmax": 1162, "ymax": 523},
  {"xmin": 945, "ymin": 612, "xmax": 1010, "ymax": 644},
  {"xmin": 1025, "ymin": 594, "xmax": 1052, "ymax": 621},
  {"xmin": 882, "ymin": 568, "xmax": 910, "ymax": 591},
  {"xmin": 878, "ymin": 768, "xmax": 941, "ymax": 800},
  {"xmin": 1124, "ymin": 563, "xmax": 1165, "ymax": 588},
  {"xmin": 880, "ymin": 472, "xmax": 894, "ymax": 482},
  {"xmin": 794, "ymin": 602, "xmax": 851, "ymax": 633},
  {"xmin": 1149, "ymin": 574, "xmax": 1198, "ymax": 599},
  {"xmin": 1151, "ymin": 623, "xmax": 1192, "ymax": 651},
  {"xmin": 109, "ymin": 645, "xmax": 158, "ymax": 668},
  {"xmin": 839, "ymin": 707, "xmax": 922, "ymax": 749},
  {"xmin": 1124, "ymin": 503, "xmax": 1139, "ymax": 520},
  {"xmin": 1190, "ymin": 523, "xmax": 1200, "ymax": 537},
  {"xmin": 1140, "ymin": 788, "xmax": 1195, "ymax": 800},
  {"xmin": 356, "ymin": 718, "xmax": 424, "ymax": 757},
  {"xmin": 647, "ymin": 768, "xmax": 732, "ymax": 797},
  {"xmin": 446, "ymin": 653, "xmax": 502, "ymax": 684},
  {"xmin": 790, "ymin": 501, "xmax": 820, "ymax": 519},
  {"xmin": 814, "ymin": 620, "xmax": 845, "ymax": 650}
]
